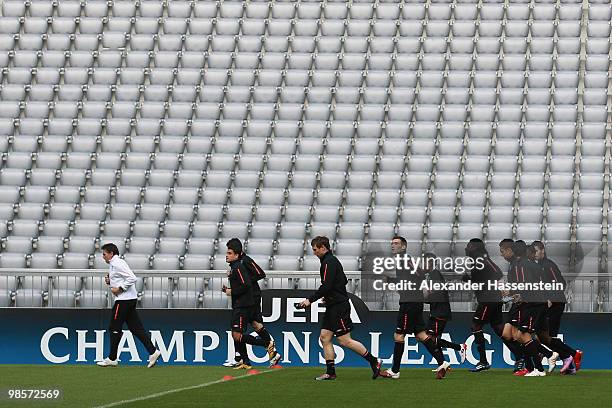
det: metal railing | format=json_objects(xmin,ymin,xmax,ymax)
[{"xmin": 0, "ymin": 269, "xmax": 610, "ymax": 312}]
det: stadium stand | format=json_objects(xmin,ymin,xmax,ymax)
[{"xmin": 0, "ymin": 0, "xmax": 610, "ymax": 311}]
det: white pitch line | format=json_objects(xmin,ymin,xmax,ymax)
[{"xmin": 92, "ymin": 368, "xmax": 281, "ymax": 408}]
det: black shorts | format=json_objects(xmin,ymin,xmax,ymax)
[
  {"xmin": 546, "ymin": 302, "xmax": 565, "ymax": 337},
  {"xmin": 518, "ymin": 304, "xmax": 546, "ymax": 334},
  {"xmin": 472, "ymin": 302, "xmax": 504, "ymax": 326},
  {"xmin": 395, "ymin": 303, "xmax": 426, "ymax": 335},
  {"xmin": 426, "ymin": 316, "xmax": 448, "ymax": 337},
  {"xmin": 536, "ymin": 305, "xmax": 549, "ymax": 333},
  {"xmin": 508, "ymin": 303, "xmax": 523, "ymax": 326},
  {"xmin": 322, "ymin": 301, "xmax": 353, "ymax": 337},
  {"xmin": 251, "ymin": 308, "xmax": 263, "ymax": 324},
  {"xmin": 231, "ymin": 306, "xmax": 259, "ymax": 333},
  {"xmin": 251, "ymin": 296, "xmax": 263, "ymax": 324}
]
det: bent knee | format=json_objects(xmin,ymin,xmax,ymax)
[
  {"xmin": 337, "ymin": 337, "xmax": 351, "ymax": 347},
  {"xmin": 319, "ymin": 334, "xmax": 332, "ymax": 344}
]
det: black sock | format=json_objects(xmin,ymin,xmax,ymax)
[
  {"xmin": 473, "ymin": 331, "xmax": 487, "ymax": 364},
  {"xmin": 361, "ymin": 350, "xmax": 378, "ymax": 368},
  {"xmin": 537, "ymin": 343, "xmax": 553, "ymax": 358},
  {"xmin": 238, "ymin": 341, "xmax": 250, "ymax": 365},
  {"xmin": 256, "ymin": 327, "xmax": 271, "ymax": 343},
  {"xmin": 512, "ymin": 341, "xmax": 524, "ymax": 371},
  {"xmin": 525, "ymin": 355, "xmax": 534, "ymax": 372},
  {"xmin": 550, "ymin": 338, "xmax": 576, "ymax": 359},
  {"xmin": 109, "ymin": 329, "xmax": 122, "ymax": 361},
  {"xmin": 437, "ymin": 338, "xmax": 461, "ymax": 351},
  {"xmin": 326, "ymin": 359, "xmax": 335, "ymax": 376},
  {"xmin": 524, "ymin": 340, "xmax": 544, "ymax": 371},
  {"xmin": 534, "ymin": 356, "xmax": 544, "ymax": 372},
  {"xmin": 392, "ymin": 341, "xmax": 404, "ymax": 373},
  {"xmin": 240, "ymin": 334, "xmax": 268, "ymax": 347},
  {"xmin": 423, "ymin": 337, "xmax": 445, "ymax": 366},
  {"xmin": 503, "ymin": 339, "xmax": 522, "ymax": 360}
]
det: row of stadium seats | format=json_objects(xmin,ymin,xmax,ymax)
[
  {"xmin": 0, "ymin": 1, "xmax": 601, "ymax": 20},
  {"xmin": 0, "ymin": 244, "xmax": 362, "ymax": 270},
  {"xmin": 0, "ymin": 99, "xmax": 606, "ymax": 120},
  {"xmin": 0, "ymin": 118, "xmax": 605, "ymax": 139},
  {"xmin": 0, "ymin": 275, "xmax": 356, "ymax": 308}
]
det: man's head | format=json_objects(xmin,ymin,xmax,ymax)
[
  {"xmin": 101, "ymin": 243, "xmax": 119, "ymax": 264},
  {"xmin": 311, "ymin": 236, "xmax": 330, "ymax": 258},
  {"xmin": 526, "ymin": 244, "xmax": 536, "ymax": 262},
  {"xmin": 465, "ymin": 238, "xmax": 486, "ymax": 258},
  {"xmin": 391, "ymin": 236, "xmax": 407, "ymax": 255},
  {"xmin": 226, "ymin": 238, "xmax": 242, "ymax": 263},
  {"xmin": 532, "ymin": 241, "xmax": 546, "ymax": 261},
  {"xmin": 512, "ymin": 240, "xmax": 527, "ymax": 259},
  {"xmin": 499, "ymin": 238, "xmax": 514, "ymax": 261}
]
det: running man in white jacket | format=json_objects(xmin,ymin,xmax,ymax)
[{"xmin": 97, "ymin": 243, "xmax": 161, "ymax": 368}]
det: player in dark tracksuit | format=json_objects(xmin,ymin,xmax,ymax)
[
  {"xmin": 523, "ymin": 242, "xmax": 564, "ymax": 373},
  {"xmin": 298, "ymin": 236, "xmax": 382, "ymax": 381},
  {"xmin": 499, "ymin": 239, "xmax": 530, "ymax": 374},
  {"xmin": 223, "ymin": 239, "xmax": 281, "ymax": 368},
  {"xmin": 421, "ymin": 253, "xmax": 467, "ymax": 362},
  {"xmin": 519, "ymin": 248, "xmax": 550, "ymax": 375},
  {"xmin": 242, "ymin": 253, "xmax": 267, "ymax": 323},
  {"xmin": 379, "ymin": 237, "xmax": 451, "ymax": 380},
  {"xmin": 465, "ymin": 238, "xmax": 522, "ymax": 372},
  {"xmin": 501, "ymin": 240, "xmax": 549, "ymax": 377},
  {"xmin": 532, "ymin": 241, "xmax": 582, "ymax": 374},
  {"xmin": 225, "ymin": 240, "xmax": 278, "ymax": 369}
]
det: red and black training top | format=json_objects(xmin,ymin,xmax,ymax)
[
  {"xmin": 307, "ymin": 250, "xmax": 350, "ymax": 306},
  {"xmin": 470, "ymin": 253, "xmax": 503, "ymax": 303},
  {"xmin": 508, "ymin": 257, "xmax": 546, "ymax": 304},
  {"xmin": 241, "ymin": 254, "xmax": 267, "ymax": 302},
  {"xmin": 538, "ymin": 256, "xmax": 567, "ymax": 303},
  {"xmin": 228, "ymin": 259, "xmax": 255, "ymax": 309},
  {"xmin": 425, "ymin": 268, "xmax": 452, "ymax": 320}
]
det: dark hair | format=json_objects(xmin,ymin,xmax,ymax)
[
  {"xmin": 512, "ymin": 240, "xmax": 527, "ymax": 257},
  {"xmin": 499, "ymin": 238, "xmax": 514, "ymax": 250},
  {"xmin": 532, "ymin": 241, "xmax": 545, "ymax": 251},
  {"xmin": 311, "ymin": 236, "xmax": 331, "ymax": 250},
  {"xmin": 226, "ymin": 238, "xmax": 243, "ymax": 255},
  {"xmin": 526, "ymin": 244, "xmax": 536, "ymax": 257},
  {"xmin": 392, "ymin": 236, "xmax": 407, "ymax": 246},
  {"xmin": 101, "ymin": 243, "xmax": 119, "ymax": 256},
  {"xmin": 466, "ymin": 238, "xmax": 487, "ymax": 257}
]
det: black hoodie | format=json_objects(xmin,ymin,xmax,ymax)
[
  {"xmin": 308, "ymin": 250, "xmax": 350, "ymax": 306},
  {"xmin": 538, "ymin": 256, "xmax": 567, "ymax": 303},
  {"xmin": 241, "ymin": 254, "xmax": 267, "ymax": 303},
  {"xmin": 228, "ymin": 258, "xmax": 255, "ymax": 308},
  {"xmin": 468, "ymin": 252, "xmax": 503, "ymax": 303}
]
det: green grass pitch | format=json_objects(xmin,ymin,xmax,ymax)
[{"xmin": 0, "ymin": 365, "xmax": 610, "ymax": 408}]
